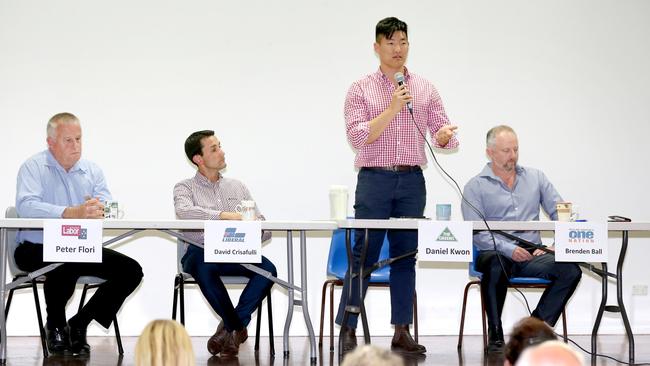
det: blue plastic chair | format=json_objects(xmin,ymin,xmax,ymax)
[
  {"xmin": 457, "ymin": 245, "xmax": 567, "ymax": 351},
  {"xmin": 318, "ymin": 229, "xmax": 418, "ymax": 351}
]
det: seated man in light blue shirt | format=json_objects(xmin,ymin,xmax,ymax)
[
  {"xmin": 461, "ymin": 125, "xmax": 582, "ymax": 354},
  {"xmin": 14, "ymin": 112, "xmax": 143, "ymax": 357}
]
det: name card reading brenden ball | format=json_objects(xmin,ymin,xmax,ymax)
[
  {"xmin": 418, "ymin": 221, "xmax": 472, "ymax": 262},
  {"xmin": 204, "ymin": 221, "xmax": 262, "ymax": 263},
  {"xmin": 43, "ymin": 220, "xmax": 103, "ymax": 263},
  {"xmin": 554, "ymin": 221, "xmax": 608, "ymax": 262}
]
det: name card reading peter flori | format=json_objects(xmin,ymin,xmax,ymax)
[
  {"xmin": 418, "ymin": 221, "xmax": 472, "ymax": 262},
  {"xmin": 204, "ymin": 221, "xmax": 262, "ymax": 263},
  {"xmin": 43, "ymin": 220, "xmax": 103, "ymax": 263}
]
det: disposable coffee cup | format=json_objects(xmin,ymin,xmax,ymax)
[
  {"xmin": 329, "ymin": 185, "xmax": 348, "ymax": 220},
  {"xmin": 436, "ymin": 203, "xmax": 452, "ymax": 221},
  {"xmin": 556, "ymin": 202, "xmax": 572, "ymax": 222}
]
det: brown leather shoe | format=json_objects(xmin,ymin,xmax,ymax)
[
  {"xmin": 340, "ymin": 325, "xmax": 357, "ymax": 353},
  {"xmin": 234, "ymin": 327, "xmax": 248, "ymax": 345},
  {"xmin": 207, "ymin": 322, "xmax": 228, "ymax": 356},
  {"xmin": 391, "ymin": 324, "xmax": 426, "ymax": 354},
  {"xmin": 219, "ymin": 332, "xmax": 239, "ymax": 358}
]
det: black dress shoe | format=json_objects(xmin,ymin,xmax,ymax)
[
  {"xmin": 45, "ymin": 323, "xmax": 71, "ymax": 356},
  {"xmin": 68, "ymin": 324, "xmax": 90, "ymax": 356},
  {"xmin": 487, "ymin": 326, "xmax": 505, "ymax": 354},
  {"xmin": 391, "ymin": 324, "xmax": 426, "ymax": 354},
  {"xmin": 340, "ymin": 325, "xmax": 357, "ymax": 353}
]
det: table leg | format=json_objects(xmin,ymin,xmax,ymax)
[
  {"xmin": 283, "ymin": 231, "xmax": 294, "ymax": 358},
  {"xmin": 299, "ymin": 231, "xmax": 317, "ymax": 363},
  {"xmin": 616, "ymin": 231, "xmax": 634, "ymax": 364},
  {"xmin": 1, "ymin": 228, "xmax": 8, "ymax": 364}
]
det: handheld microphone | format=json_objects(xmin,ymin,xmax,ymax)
[{"xmin": 394, "ymin": 72, "xmax": 413, "ymax": 113}]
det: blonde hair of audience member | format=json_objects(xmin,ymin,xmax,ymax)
[
  {"xmin": 135, "ymin": 319, "xmax": 195, "ymax": 366},
  {"xmin": 341, "ymin": 345, "xmax": 404, "ymax": 366},
  {"xmin": 515, "ymin": 340, "xmax": 583, "ymax": 366}
]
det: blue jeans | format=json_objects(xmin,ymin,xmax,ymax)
[
  {"xmin": 336, "ymin": 168, "xmax": 426, "ymax": 328},
  {"xmin": 182, "ymin": 245, "xmax": 276, "ymax": 331}
]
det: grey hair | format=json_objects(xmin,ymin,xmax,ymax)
[
  {"xmin": 341, "ymin": 345, "xmax": 404, "ymax": 366},
  {"xmin": 47, "ymin": 112, "xmax": 80, "ymax": 139},
  {"xmin": 486, "ymin": 125, "xmax": 516, "ymax": 148}
]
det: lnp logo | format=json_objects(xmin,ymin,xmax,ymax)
[
  {"xmin": 223, "ymin": 228, "xmax": 246, "ymax": 242},
  {"xmin": 436, "ymin": 227, "xmax": 457, "ymax": 242},
  {"xmin": 61, "ymin": 225, "xmax": 87, "ymax": 240},
  {"xmin": 568, "ymin": 229, "xmax": 594, "ymax": 244}
]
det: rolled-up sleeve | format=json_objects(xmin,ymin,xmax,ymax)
[
  {"xmin": 344, "ymin": 82, "xmax": 371, "ymax": 148},
  {"xmin": 428, "ymin": 88, "xmax": 459, "ymax": 149}
]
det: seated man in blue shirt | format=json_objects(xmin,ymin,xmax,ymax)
[
  {"xmin": 14, "ymin": 112, "xmax": 143, "ymax": 356},
  {"xmin": 461, "ymin": 125, "xmax": 582, "ymax": 354}
]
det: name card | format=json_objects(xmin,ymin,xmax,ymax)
[
  {"xmin": 418, "ymin": 221, "xmax": 472, "ymax": 262},
  {"xmin": 554, "ymin": 221, "xmax": 608, "ymax": 262},
  {"xmin": 43, "ymin": 220, "xmax": 103, "ymax": 263},
  {"xmin": 204, "ymin": 221, "xmax": 262, "ymax": 263}
]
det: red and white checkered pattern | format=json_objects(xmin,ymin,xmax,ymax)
[{"xmin": 345, "ymin": 67, "xmax": 458, "ymax": 168}]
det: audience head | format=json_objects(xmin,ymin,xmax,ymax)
[
  {"xmin": 184, "ymin": 130, "xmax": 215, "ymax": 166},
  {"xmin": 46, "ymin": 112, "xmax": 82, "ymax": 170},
  {"xmin": 515, "ymin": 340, "xmax": 583, "ymax": 366},
  {"xmin": 341, "ymin": 345, "xmax": 404, "ymax": 366},
  {"xmin": 505, "ymin": 317, "xmax": 558, "ymax": 365},
  {"xmin": 135, "ymin": 319, "xmax": 194, "ymax": 366}
]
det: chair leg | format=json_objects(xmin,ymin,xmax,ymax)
[
  {"xmin": 413, "ymin": 290, "xmax": 418, "ymax": 343},
  {"xmin": 480, "ymin": 282, "xmax": 488, "ymax": 352},
  {"xmin": 31, "ymin": 281, "xmax": 48, "ymax": 358},
  {"xmin": 318, "ymin": 280, "xmax": 328, "ymax": 349},
  {"xmin": 113, "ymin": 315, "xmax": 124, "ymax": 355},
  {"xmin": 457, "ymin": 280, "xmax": 479, "ymax": 350},
  {"xmin": 329, "ymin": 281, "xmax": 336, "ymax": 352},
  {"xmin": 561, "ymin": 308, "xmax": 568, "ymax": 342},
  {"xmin": 255, "ymin": 301, "xmax": 262, "ymax": 352},
  {"xmin": 5, "ymin": 288, "xmax": 15, "ymax": 318},
  {"xmin": 172, "ymin": 275, "xmax": 179, "ymax": 321},
  {"xmin": 78, "ymin": 284, "xmax": 90, "ymax": 312},
  {"xmin": 267, "ymin": 290, "xmax": 275, "ymax": 356},
  {"xmin": 179, "ymin": 276, "xmax": 185, "ymax": 325}
]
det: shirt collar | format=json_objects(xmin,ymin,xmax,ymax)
[
  {"xmin": 194, "ymin": 170, "xmax": 223, "ymax": 186},
  {"xmin": 44, "ymin": 149, "xmax": 85, "ymax": 173},
  {"xmin": 480, "ymin": 162, "xmax": 525, "ymax": 180},
  {"xmin": 374, "ymin": 66, "xmax": 410, "ymax": 84}
]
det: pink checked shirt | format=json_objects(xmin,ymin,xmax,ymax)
[{"xmin": 345, "ymin": 68, "xmax": 458, "ymax": 168}]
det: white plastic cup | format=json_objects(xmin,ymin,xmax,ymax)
[
  {"xmin": 329, "ymin": 185, "xmax": 348, "ymax": 220},
  {"xmin": 235, "ymin": 200, "xmax": 257, "ymax": 221}
]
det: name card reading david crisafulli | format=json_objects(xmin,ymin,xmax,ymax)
[
  {"xmin": 554, "ymin": 221, "xmax": 608, "ymax": 262},
  {"xmin": 204, "ymin": 221, "xmax": 262, "ymax": 263},
  {"xmin": 418, "ymin": 221, "xmax": 472, "ymax": 262},
  {"xmin": 43, "ymin": 220, "xmax": 103, "ymax": 263}
]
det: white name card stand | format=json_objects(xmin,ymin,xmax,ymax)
[
  {"xmin": 43, "ymin": 219, "xmax": 103, "ymax": 263},
  {"xmin": 554, "ymin": 221, "xmax": 608, "ymax": 262},
  {"xmin": 204, "ymin": 221, "xmax": 262, "ymax": 263},
  {"xmin": 418, "ymin": 221, "xmax": 472, "ymax": 262}
]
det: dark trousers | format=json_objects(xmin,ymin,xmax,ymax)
[
  {"xmin": 335, "ymin": 168, "xmax": 425, "ymax": 328},
  {"xmin": 182, "ymin": 245, "xmax": 276, "ymax": 332},
  {"xmin": 14, "ymin": 242, "xmax": 143, "ymax": 329},
  {"xmin": 476, "ymin": 250, "xmax": 582, "ymax": 329}
]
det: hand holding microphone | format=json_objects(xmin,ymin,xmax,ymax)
[{"xmin": 393, "ymin": 72, "xmax": 413, "ymax": 113}]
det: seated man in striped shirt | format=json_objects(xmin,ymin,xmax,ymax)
[{"xmin": 173, "ymin": 130, "xmax": 276, "ymax": 357}]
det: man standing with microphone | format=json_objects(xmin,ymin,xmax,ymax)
[{"xmin": 336, "ymin": 17, "xmax": 458, "ymax": 355}]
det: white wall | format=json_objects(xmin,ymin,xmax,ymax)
[{"xmin": 1, "ymin": 0, "xmax": 649, "ymax": 338}]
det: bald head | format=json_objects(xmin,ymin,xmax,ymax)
[{"xmin": 515, "ymin": 340, "xmax": 583, "ymax": 366}]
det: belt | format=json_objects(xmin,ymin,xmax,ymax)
[{"xmin": 362, "ymin": 165, "xmax": 421, "ymax": 173}]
